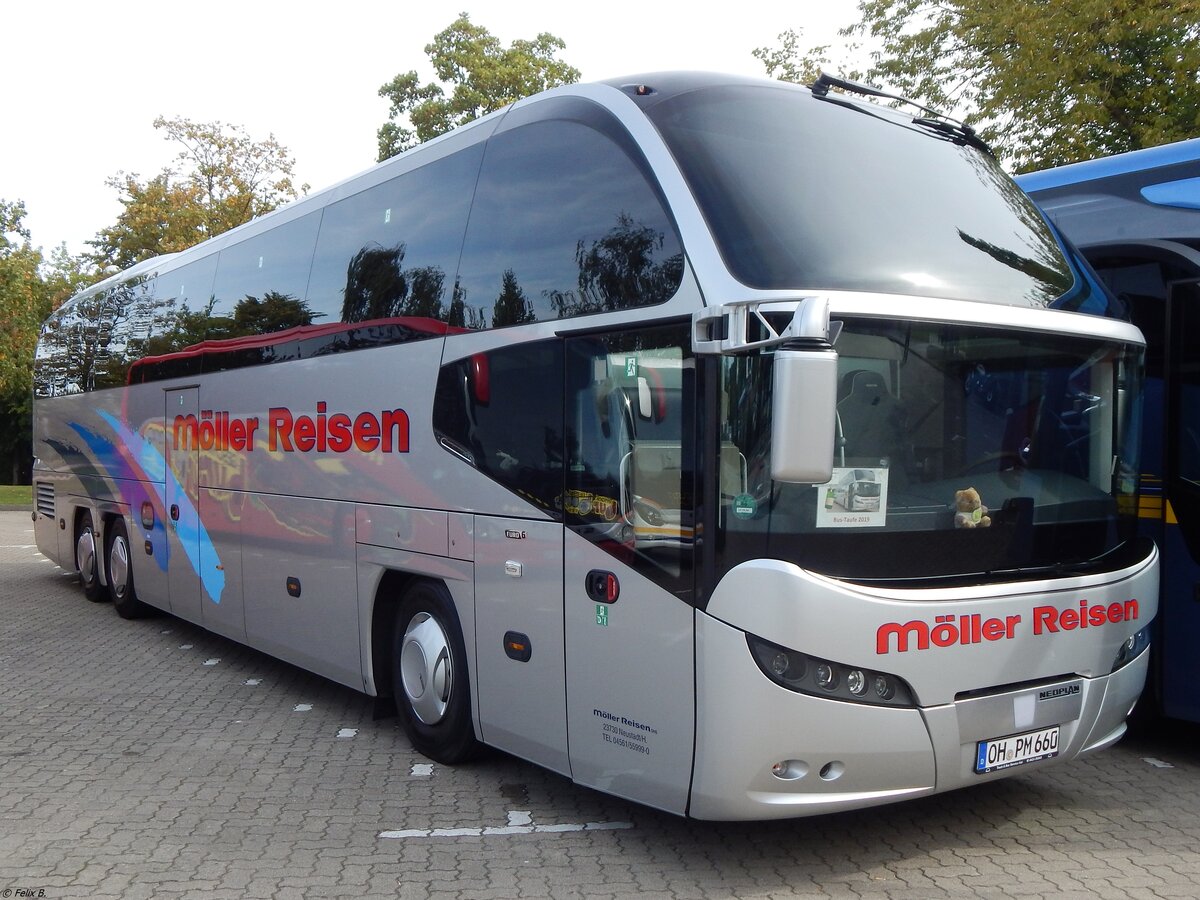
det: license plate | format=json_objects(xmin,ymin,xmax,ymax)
[{"xmin": 975, "ymin": 725, "xmax": 1060, "ymax": 773}]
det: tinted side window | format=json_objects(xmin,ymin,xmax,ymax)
[
  {"xmin": 91, "ymin": 275, "xmax": 161, "ymax": 389},
  {"xmin": 210, "ymin": 211, "xmax": 322, "ymax": 335},
  {"xmin": 307, "ymin": 146, "xmax": 483, "ymax": 327},
  {"xmin": 457, "ymin": 105, "xmax": 683, "ymax": 328},
  {"xmin": 35, "ymin": 268, "xmax": 175, "ymax": 396},
  {"xmin": 34, "ymin": 292, "xmax": 102, "ymax": 397},
  {"xmin": 433, "ymin": 340, "xmax": 564, "ymax": 516},
  {"xmin": 565, "ymin": 325, "xmax": 695, "ymax": 598}
]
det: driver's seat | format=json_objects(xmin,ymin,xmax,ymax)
[{"xmin": 837, "ymin": 370, "xmax": 905, "ymax": 467}]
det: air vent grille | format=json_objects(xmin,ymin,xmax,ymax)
[{"xmin": 35, "ymin": 482, "xmax": 55, "ymax": 517}]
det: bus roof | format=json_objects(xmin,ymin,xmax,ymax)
[
  {"xmin": 1017, "ymin": 139, "xmax": 1200, "ymax": 247},
  {"xmin": 1017, "ymin": 138, "xmax": 1200, "ymax": 193}
]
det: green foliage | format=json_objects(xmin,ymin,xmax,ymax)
[
  {"xmin": 0, "ymin": 484, "xmax": 32, "ymax": 506},
  {"xmin": 0, "ymin": 200, "xmax": 59, "ymax": 480},
  {"xmin": 89, "ymin": 116, "xmax": 307, "ymax": 272},
  {"xmin": 753, "ymin": 29, "xmax": 841, "ymax": 86},
  {"xmin": 758, "ymin": 0, "xmax": 1200, "ymax": 171},
  {"xmin": 852, "ymin": 0, "xmax": 1200, "ymax": 170},
  {"xmin": 0, "ymin": 201, "xmax": 51, "ymax": 401},
  {"xmin": 377, "ymin": 13, "xmax": 580, "ymax": 160}
]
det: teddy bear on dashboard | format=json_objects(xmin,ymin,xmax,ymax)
[{"xmin": 954, "ymin": 486, "xmax": 992, "ymax": 529}]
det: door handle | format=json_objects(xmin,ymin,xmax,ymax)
[{"xmin": 586, "ymin": 570, "xmax": 620, "ymax": 603}]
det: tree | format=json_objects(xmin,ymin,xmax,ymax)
[
  {"xmin": 377, "ymin": 13, "xmax": 580, "ymax": 160},
  {"xmin": 753, "ymin": 29, "xmax": 841, "ymax": 87},
  {"xmin": 89, "ymin": 116, "xmax": 307, "ymax": 272},
  {"xmin": 802, "ymin": 0, "xmax": 1200, "ymax": 171},
  {"xmin": 0, "ymin": 200, "xmax": 70, "ymax": 481}
]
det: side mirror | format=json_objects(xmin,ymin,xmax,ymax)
[
  {"xmin": 690, "ymin": 295, "xmax": 839, "ymax": 483},
  {"xmin": 771, "ymin": 344, "xmax": 838, "ymax": 483},
  {"xmin": 771, "ymin": 298, "xmax": 838, "ymax": 483}
]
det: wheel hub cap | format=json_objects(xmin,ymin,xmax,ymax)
[{"xmin": 400, "ymin": 612, "xmax": 452, "ymax": 725}]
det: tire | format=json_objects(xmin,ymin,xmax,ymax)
[
  {"xmin": 107, "ymin": 517, "xmax": 151, "ymax": 619},
  {"xmin": 392, "ymin": 581, "xmax": 480, "ymax": 764},
  {"xmin": 76, "ymin": 511, "xmax": 106, "ymax": 603}
]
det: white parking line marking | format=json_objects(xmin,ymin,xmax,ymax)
[
  {"xmin": 379, "ymin": 809, "xmax": 634, "ymax": 839},
  {"xmin": 1143, "ymin": 757, "xmax": 1175, "ymax": 768}
]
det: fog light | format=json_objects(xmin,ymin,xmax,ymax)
[
  {"xmin": 847, "ymin": 669, "xmax": 867, "ymax": 695},
  {"xmin": 770, "ymin": 759, "xmax": 808, "ymax": 781}
]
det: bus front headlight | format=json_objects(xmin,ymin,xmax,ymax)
[
  {"xmin": 1111, "ymin": 625, "xmax": 1151, "ymax": 672},
  {"xmin": 747, "ymin": 635, "xmax": 916, "ymax": 708}
]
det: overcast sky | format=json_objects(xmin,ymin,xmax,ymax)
[{"xmin": 4, "ymin": 1, "xmax": 860, "ymax": 258}]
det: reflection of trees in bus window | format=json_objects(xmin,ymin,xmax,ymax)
[
  {"xmin": 491, "ymin": 269, "xmax": 536, "ymax": 327},
  {"xmin": 307, "ymin": 146, "xmax": 483, "ymax": 326},
  {"xmin": 546, "ymin": 213, "xmax": 684, "ymax": 318},
  {"xmin": 231, "ymin": 292, "xmax": 320, "ymax": 334},
  {"xmin": 341, "ymin": 244, "xmax": 448, "ymax": 322},
  {"xmin": 35, "ymin": 272, "xmax": 169, "ymax": 395},
  {"xmin": 209, "ymin": 211, "xmax": 321, "ymax": 322},
  {"xmin": 457, "ymin": 107, "xmax": 683, "ymax": 326}
]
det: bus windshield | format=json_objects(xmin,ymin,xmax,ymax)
[
  {"xmin": 646, "ymin": 83, "xmax": 1116, "ymax": 316},
  {"xmin": 717, "ymin": 319, "xmax": 1144, "ymax": 583}
]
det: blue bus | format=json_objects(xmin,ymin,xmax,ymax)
[{"xmin": 1019, "ymin": 140, "xmax": 1200, "ymax": 723}]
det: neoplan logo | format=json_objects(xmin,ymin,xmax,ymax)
[{"xmin": 1038, "ymin": 684, "xmax": 1081, "ymax": 701}]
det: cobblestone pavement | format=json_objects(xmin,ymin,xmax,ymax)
[{"xmin": 2, "ymin": 509, "xmax": 1199, "ymax": 899}]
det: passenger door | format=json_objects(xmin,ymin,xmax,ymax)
[
  {"xmin": 561, "ymin": 327, "xmax": 697, "ymax": 815},
  {"xmin": 164, "ymin": 387, "xmax": 203, "ymax": 623},
  {"xmin": 437, "ymin": 339, "xmax": 571, "ymax": 773},
  {"xmin": 1086, "ymin": 244, "xmax": 1200, "ymax": 720}
]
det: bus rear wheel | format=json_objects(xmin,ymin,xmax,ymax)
[
  {"xmin": 392, "ymin": 581, "xmax": 480, "ymax": 764},
  {"xmin": 107, "ymin": 517, "xmax": 150, "ymax": 619},
  {"xmin": 76, "ymin": 511, "xmax": 106, "ymax": 603}
]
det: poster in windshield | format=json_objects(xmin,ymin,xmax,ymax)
[{"xmin": 817, "ymin": 467, "xmax": 890, "ymax": 527}]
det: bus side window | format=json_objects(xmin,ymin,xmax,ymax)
[
  {"xmin": 433, "ymin": 339, "xmax": 564, "ymax": 517},
  {"xmin": 306, "ymin": 145, "xmax": 483, "ymax": 327},
  {"xmin": 565, "ymin": 326, "xmax": 695, "ymax": 599},
  {"xmin": 209, "ymin": 211, "xmax": 322, "ymax": 337},
  {"xmin": 456, "ymin": 99, "xmax": 684, "ymax": 329}
]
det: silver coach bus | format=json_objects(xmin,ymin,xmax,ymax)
[{"xmin": 32, "ymin": 72, "xmax": 1156, "ymax": 819}]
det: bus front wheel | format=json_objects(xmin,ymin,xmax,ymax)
[
  {"xmin": 76, "ymin": 511, "xmax": 106, "ymax": 603},
  {"xmin": 392, "ymin": 581, "xmax": 480, "ymax": 764}
]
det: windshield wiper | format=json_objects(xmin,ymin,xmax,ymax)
[{"xmin": 809, "ymin": 72, "xmax": 995, "ymax": 156}]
